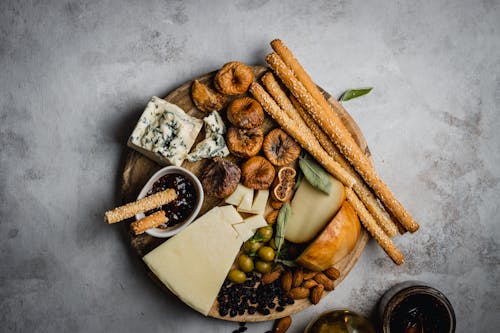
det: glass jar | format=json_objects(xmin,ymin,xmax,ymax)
[{"xmin": 304, "ymin": 309, "xmax": 376, "ymax": 333}]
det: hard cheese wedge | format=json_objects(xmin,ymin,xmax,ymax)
[
  {"xmin": 225, "ymin": 184, "xmax": 253, "ymax": 206},
  {"xmin": 243, "ymin": 214, "xmax": 267, "ymax": 232},
  {"xmin": 143, "ymin": 207, "xmax": 242, "ymax": 316},
  {"xmin": 232, "ymin": 222, "xmax": 255, "ymax": 242},
  {"xmin": 285, "ymin": 175, "xmax": 345, "ymax": 243},
  {"xmin": 219, "ymin": 205, "xmax": 243, "ymax": 225},
  {"xmin": 238, "ymin": 190, "xmax": 269, "ymax": 215}
]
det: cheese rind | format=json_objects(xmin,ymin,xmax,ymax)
[{"xmin": 143, "ymin": 207, "xmax": 242, "ymax": 316}]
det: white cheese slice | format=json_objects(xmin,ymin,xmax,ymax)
[
  {"xmin": 238, "ymin": 189, "xmax": 269, "ymax": 214},
  {"xmin": 225, "ymin": 184, "xmax": 252, "ymax": 206},
  {"xmin": 232, "ymin": 222, "xmax": 255, "ymax": 242},
  {"xmin": 219, "ymin": 205, "xmax": 243, "ymax": 225},
  {"xmin": 243, "ymin": 214, "xmax": 268, "ymax": 232},
  {"xmin": 142, "ymin": 207, "xmax": 242, "ymax": 316},
  {"xmin": 237, "ymin": 188, "xmax": 254, "ymax": 212},
  {"xmin": 128, "ymin": 96, "xmax": 203, "ymax": 166}
]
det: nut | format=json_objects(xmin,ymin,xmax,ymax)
[
  {"xmin": 323, "ymin": 267, "xmax": 341, "ymax": 280},
  {"xmin": 273, "ymin": 316, "xmax": 292, "ymax": 333},
  {"xmin": 292, "ymin": 267, "xmax": 303, "ymax": 288},
  {"xmin": 313, "ymin": 272, "xmax": 335, "ymax": 291},
  {"xmin": 310, "ymin": 285, "xmax": 324, "ymax": 305},
  {"xmin": 288, "ymin": 287, "xmax": 310, "ymax": 299},
  {"xmin": 302, "ymin": 280, "xmax": 318, "ymax": 289},
  {"xmin": 226, "ymin": 126, "xmax": 263, "ymax": 158},
  {"xmin": 281, "ymin": 270, "xmax": 292, "ymax": 292},
  {"xmin": 227, "ymin": 97, "xmax": 264, "ymax": 129},
  {"xmin": 241, "ymin": 156, "xmax": 276, "ymax": 190},
  {"xmin": 266, "ymin": 210, "xmax": 279, "ymax": 224},
  {"xmin": 201, "ymin": 157, "xmax": 241, "ymax": 198},
  {"xmin": 272, "ymin": 167, "xmax": 296, "ymax": 202},
  {"xmin": 191, "ymin": 80, "xmax": 227, "ymax": 112},
  {"xmin": 263, "ymin": 128, "xmax": 301, "ymax": 166},
  {"xmin": 303, "ymin": 271, "xmax": 318, "ymax": 280},
  {"xmin": 262, "ymin": 270, "xmax": 281, "ymax": 285}
]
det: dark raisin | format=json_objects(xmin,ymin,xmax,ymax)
[
  {"xmin": 276, "ymin": 306, "xmax": 284, "ymax": 312},
  {"xmin": 230, "ymin": 309, "xmax": 237, "ymax": 317}
]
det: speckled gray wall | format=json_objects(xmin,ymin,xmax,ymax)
[{"xmin": 1, "ymin": 0, "xmax": 499, "ymax": 332}]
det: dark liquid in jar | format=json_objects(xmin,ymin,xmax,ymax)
[
  {"xmin": 146, "ymin": 173, "xmax": 196, "ymax": 228},
  {"xmin": 390, "ymin": 293, "xmax": 450, "ymax": 333}
]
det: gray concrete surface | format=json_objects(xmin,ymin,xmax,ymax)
[{"xmin": 1, "ymin": 0, "xmax": 499, "ymax": 332}]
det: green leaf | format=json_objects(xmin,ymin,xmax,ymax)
[
  {"xmin": 298, "ymin": 156, "xmax": 332, "ymax": 194},
  {"xmin": 274, "ymin": 258, "xmax": 298, "ymax": 268},
  {"xmin": 339, "ymin": 87, "xmax": 373, "ymax": 102},
  {"xmin": 274, "ymin": 203, "xmax": 291, "ymax": 259},
  {"xmin": 250, "ymin": 233, "xmax": 266, "ymax": 242}
]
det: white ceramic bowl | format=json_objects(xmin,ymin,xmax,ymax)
[{"xmin": 135, "ymin": 166, "xmax": 204, "ymax": 238}]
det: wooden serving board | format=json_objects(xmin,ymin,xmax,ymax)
[{"xmin": 119, "ymin": 66, "xmax": 370, "ymax": 322}]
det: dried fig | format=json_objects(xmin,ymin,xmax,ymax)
[
  {"xmin": 263, "ymin": 128, "xmax": 301, "ymax": 166},
  {"xmin": 226, "ymin": 126, "xmax": 263, "ymax": 158},
  {"xmin": 272, "ymin": 167, "xmax": 296, "ymax": 202},
  {"xmin": 227, "ymin": 97, "xmax": 264, "ymax": 129},
  {"xmin": 214, "ymin": 61, "xmax": 254, "ymax": 95},
  {"xmin": 201, "ymin": 157, "xmax": 241, "ymax": 198},
  {"xmin": 241, "ymin": 156, "xmax": 276, "ymax": 190},
  {"xmin": 191, "ymin": 80, "xmax": 227, "ymax": 112}
]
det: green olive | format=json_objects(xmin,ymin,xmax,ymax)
[
  {"xmin": 237, "ymin": 254, "xmax": 254, "ymax": 273},
  {"xmin": 242, "ymin": 240, "xmax": 262, "ymax": 254},
  {"xmin": 255, "ymin": 260, "xmax": 272, "ymax": 273},
  {"xmin": 256, "ymin": 226, "xmax": 273, "ymax": 242},
  {"xmin": 228, "ymin": 269, "xmax": 246, "ymax": 284},
  {"xmin": 258, "ymin": 246, "xmax": 276, "ymax": 262},
  {"xmin": 268, "ymin": 238, "xmax": 277, "ymax": 250}
]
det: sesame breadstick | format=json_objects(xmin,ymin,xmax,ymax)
[
  {"xmin": 266, "ymin": 52, "xmax": 419, "ymax": 233},
  {"xmin": 104, "ymin": 189, "xmax": 177, "ymax": 224},
  {"xmin": 249, "ymin": 82, "xmax": 355, "ymax": 188},
  {"xmin": 130, "ymin": 210, "xmax": 168, "ymax": 235},
  {"xmin": 289, "ymin": 95, "xmax": 399, "ymax": 238},
  {"xmin": 345, "ymin": 187, "xmax": 404, "ymax": 264}
]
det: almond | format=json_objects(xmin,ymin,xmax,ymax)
[
  {"xmin": 262, "ymin": 270, "xmax": 281, "ymax": 285},
  {"xmin": 310, "ymin": 284, "xmax": 324, "ymax": 305},
  {"xmin": 288, "ymin": 287, "xmax": 310, "ymax": 299},
  {"xmin": 281, "ymin": 271, "xmax": 292, "ymax": 292},
  {"xmin": 323, "ymin": 267, "xmax": 340, "ymax": 280},
  {"xmin": 302, "ymin": 279, "xmax": 318, "ymax": 289},
  {"xmin": 303, "ymin": 271, "xmax": 318, "ymax": 280},
  {"xmin": 292, "ymin": 267, "xmax": 303, "ymax": 288},
  {"xmin": 314, "ymin": 272, "xmax": 335, "ymax": 291},
  {"xmin": 274, "ymin": 316, "xmax": 292, "ymax": 333}
]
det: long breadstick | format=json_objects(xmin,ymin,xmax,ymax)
[
  {"xmin": 130, "ymin": 210, "xmax": 168, "ymax": 235},
  {"xmin": 289, "ymin": 95, "xmax": 399, "ymax": 238},
  {"xmin": 104, "ymin": 189, "xmax": 177, "ymax": 224},
  {"xmin": 249, "ymin": 82, "xmax": 355, "ymax": 188},
  {"xmin": 261, "ymin": 71, "xmax": 398, "ymax": 237},
  {"xmin": 266, "ymin": 51, "xmax": 419, "ymax": 233},
  {"xmin": 345, "ymin": 188, "xmax": 404, "ymax": 264}
]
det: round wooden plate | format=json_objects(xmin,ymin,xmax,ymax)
[{"xmin": 119, "ymin": 66, "xmax": 370, "ymax": 322}]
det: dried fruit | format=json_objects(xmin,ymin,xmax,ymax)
[
  {"xmin": 191, "ymin": 80, "xmax": 227, "ymax": 112},
  {"xmin": 266, "ymin": 210, "xmax": 279, "ymax": 224},
  {"xmin": 310, "ymin": 285, "xmax": 324, "ymax": 305},
  {"xmin": 201, "ymin": 157, "xmax": 241, "ymax": 198},
  {"xmin": 303, "ymin": 271, "xmax": 318, "ymax": 280},
  {"xmin": 292, "ymin": 267, "xmax": 304, "ymax": 288},
  {"xmin": 241, "ymin": 156, "xmax": 276, "ymax": 190},
  {"xmin": 313, "ymin": 272, "xmax": 335, "ymax": 291},
  {"xmin": 262, "ymin": 270, "xmax": 281, "ymax": 285},
  {"xmin": 302, "ymin": 280, "xmax": 318, "ymax": 289},
  {"xmin": 323, "ymin": 267, "xmax": 341, "ymax": 280},
  {"xmin": 274, "ymin": 316, "xmax": 292, "ymax": 333},
  {"xmin": 214, "ymin": 61, "xmax": 254, "ymax": 95},
  {"xmin": 227, "ymin": 97, "xmax": 264, "ymax": 129},
  {"xmin": 270, "ymin": 199, "xmax": 284, "ymax": 210},
  {"xmin": 288, "ymin": 287, "xmax": 310, "ymax": 299},
  {"xmin": 226, "ymin": 126, "xmax": 263, "ymax": 158},
  {"xmin": 272, "ymin": 167, "xmax": 297, "ymax": 202},
  {"xmin": 281, "ymin": 270, "xmax": 292, "ymax": 292},
  {"xmin": 263, "ymin": 128, "xmax": 301, "ymax": 166}
]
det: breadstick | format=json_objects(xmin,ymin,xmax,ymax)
[
  {"xmin": 249, "ymin": 82, "xmax": 355, "ymax": 188},
  {"xmin": 266, "ymin": 52, "xmax": 419, "ymax": 233},
  {"xmin": 345, "ymin": 188, "xmax": 404, "ymax": 264},
  {"xmin": 104, "ymin": 189, "xmax": 177, "ymax": 224},
  {"xmin": 290, "ymin": 95, "xmax": 398, "ymax": 238},
  {"xmin": 130, "ymin": 210, "xmax": 168, "ymax": 235}
]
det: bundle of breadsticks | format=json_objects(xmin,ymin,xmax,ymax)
[
  {"xmin": 104, "ymin": 189, "xmax": 177, "ymax": 235},
  {"xmin": 250, "ymin": 39, "xmax": 419, "ymax": 265}
]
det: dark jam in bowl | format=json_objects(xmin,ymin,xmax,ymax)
[
  {"xmin": 147, "ymin": 173, "xmax": 197, "ymax": 228},
  {"xmin": 390, "ymin": 293, "xmax": 451, "ymax": 333}
]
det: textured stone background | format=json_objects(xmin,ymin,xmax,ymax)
[{"xmin": 1, "ymin": 0, "xmax": 499, "ymax": 332}]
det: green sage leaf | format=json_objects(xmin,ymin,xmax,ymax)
[
  {"xmin": 298, "ymin": 156, "xmax": 332, "ymax": 194},
  {"xmin": 339, "ymin": 87, "xmax": 373, "ymax": 101},
  {"xmin": 274, "ymin": 203, "xmax": 291, "ymax": 259},
  {"xmin": 274, "ymin": 258, "xmax": 298, "ymax": 268}
]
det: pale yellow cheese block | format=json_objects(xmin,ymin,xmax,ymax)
[
  {"xmin": 285, "ymin": 176, "xmax": 345, "ymax": 243},
  {"xmin": 225, "ymin": 184, "xmax": 253, "ymax": 206},
  {"xmin": 143, "ymin": 207, "xmax": 242, "ymax": 316},
  {"xmin": 219, "ymin": 205, "xmax": 243, "ymax": 225},
  {"xmin": 233, "ymin": 222, "xmax": 255, "ymax": 242},
  {"xmin": 243, "ymin": 214, "xmax": 267, "ymax": 232}
]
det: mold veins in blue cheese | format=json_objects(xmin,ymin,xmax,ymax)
[
  {"xmin": 128, "ymin": 96, "xmax": 203, "ymax": 166},
  {"xmin": 187, "ymin": 111, "xmax": 230, "ymax": 162}
]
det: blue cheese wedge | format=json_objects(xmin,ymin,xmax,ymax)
[
  {"xmin": 187, "ymin": 111, "xmax": 229, "ymax": 162},
  {"xmin": 128, "ymin": 96, "xmax": 203, "ymax": 166}
]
